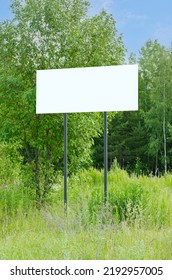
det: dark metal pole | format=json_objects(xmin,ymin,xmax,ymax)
[
  {"xmin": 64, "ymin": 113, "xmax": 68, "ymax": 208},
  {"xmin": 104, "ymin": 111, "xmax": 108, "ymax": 203}
]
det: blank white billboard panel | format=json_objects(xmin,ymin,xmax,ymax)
[{"xmin": 36, "ymin": 65, "xmax": 138, "ymax": 114}]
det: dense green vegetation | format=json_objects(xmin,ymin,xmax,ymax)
[
  {"xmin": 0, "ymin": 167, "xmax": 172, "ymax": 259},
  {"xmin": 0, "ymin": 0, "xmax": 172, "ymax": 260},
  {"xmin": 0, "ymin": 0, "xmax": 124, "ymax": 203},
  {"xmin": 93, "ymin": 41, "xmax": 172, "ymax": 174}
]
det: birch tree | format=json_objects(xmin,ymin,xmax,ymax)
[{"xmin": 139, "ymin": 40, "xmax": 172, "ymax": 174}]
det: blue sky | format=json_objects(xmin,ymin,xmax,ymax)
[
  {"xmin": 90, "ymin": 0, "xmax": 172, "ymax": 55},
  {"xmin": 1, "ymin": 0, "xmax": 172, "ymax": 55}
]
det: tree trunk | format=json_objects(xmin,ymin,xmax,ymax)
[
  {"xmin": 155, "ymin": 151, "xmax": 159, "ymax": 176},
  {"xmin": 35, "ymin": 115, "xmax": 41, "ymax": 206},
  {"xmin": 43, "ymin": 128, "xmax": 52, "ymax": 198},
  {"xmin": 35, "ymin": 148, "xmax": 41, "ymax": 203},
  {"xmin": 163, "ymin": 80, "xmax": 167, "ymax": 173}
]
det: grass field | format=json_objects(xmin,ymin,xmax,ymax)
[{"xmin": 0, "ymin": 168, "xmax": 172, "ymax": 259}]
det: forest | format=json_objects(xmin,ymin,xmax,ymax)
[{"xmin": 0, "ymin": 0, "xmax": 172, "ymax": 260}]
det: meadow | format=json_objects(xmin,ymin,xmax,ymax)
[{"xmin": 0, "ymin": 167, "xmax": 172, "ymax": 260}]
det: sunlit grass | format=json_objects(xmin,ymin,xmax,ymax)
[
  {"xmin": 0, "ymin": 208, "xmax": 171, "ymax": 260},
  {"xmin": 0, "ymin": 168, "xmax": 172, "ymax": 259}
]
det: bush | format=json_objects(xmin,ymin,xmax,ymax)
[
  {"xmin": 0, "ymin": 142, "xmax": 21, "ymax": 186},
  {"xmin": 64, "ymin": 167, "xmax": 172, "ymax": 227},
  {"xmin": 0, "ymin": 142, "xmax": 34, "ymax": 218}
]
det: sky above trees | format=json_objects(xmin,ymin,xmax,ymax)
[
  {"xmin": 0, "ymin": 0, "xmax": 172, "ymax": 55},
  {"xmin": 90, "ymin": 0, "xmax": 172, "ymax": 55}
]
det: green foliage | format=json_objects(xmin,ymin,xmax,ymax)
[
  {"xmin": 0, "ymin": 162, "xmax": 172, "ymax": 259},
  {"xmin": 0, "ymin": 142, "xmax": 21, "ymax": 186},
  {"xmin": 0, "ymin": 183, "xmax": 34, "ymax": 218},
  {"xmin": 138, "ymin": 41, "xmax": 172, "ymax": 173},
  {"xmin": 92, "ymin": 40, "xmax": 172, "ymax": 175},
  {"xmin": 44, "ymin": 167, "xmax": 172, "ymax": 229},
  {"xmin": 0, "ymin": 0, "xmax": 125, "ymax": 200},
  {"xmin": 1, "ymin": 165, "xmax": 170, "ymax": 228},
  {"xmin": 1, "ymin": 1, "xmax": 172, "ymax": 260},
  {"xmin": 0, "ymin": 142, "xmax": 34, "ymax": 219},
  {"xmin": 0, "ymin": 168, "xmax": 172, "ymax": 260},
  {"xmin": 0, "ymin": 207, "xmax": 172, "ymax": 259}
]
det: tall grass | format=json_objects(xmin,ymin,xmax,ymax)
[
  {"xmin": 0, "ymin": 206, "xmax": 171, "ymax": 260},
  {"xmin": 0, "ymin": 166, "xmax": 172, "ymax": 259},
  {"xmin": 49, "ymin": 167, "xmax": 172, "ymax": 228}
]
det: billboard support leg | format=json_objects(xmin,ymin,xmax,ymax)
[
  {"xmin": 104, "ymin": 111, "xmax": 108, "ymax": 203},
  {"xmin": 64, "ymin": 113, "xmax": 68, "ymax": 209}
]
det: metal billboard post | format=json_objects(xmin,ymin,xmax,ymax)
[
  {"xmin": 104, "ymin": 111, "xmax": 108, "ymax": 203},
  {"xmin": 64, "ymin": 113, "xmax": 68, "ymax": 208}
]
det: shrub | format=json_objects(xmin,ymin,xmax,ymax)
[{"xmin": 0, "ymin": 142, "xmax": 34, "ymax": 218}]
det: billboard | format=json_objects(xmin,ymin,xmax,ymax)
[{"xmin": 36, "ymin": 65, "xmax": 138, "ymax": 114}]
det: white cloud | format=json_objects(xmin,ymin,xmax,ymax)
[
  {"xmin": 124, "ymin": 11, "xmax": 147, "ymax": 21},
  {"xmin": 89, "ymin": 0, "xmax": 114, "ymax": 15},
  {"xmin": 115, "ymin": 9, "xmax": 148, "ymax": 29},
  {"xmin": 153, "ymin": 23, "xmax": 172, "ymax": 47},
  {"xmin": 99, "ymin": 0, "xmax": 114, "ymax": 11}
]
